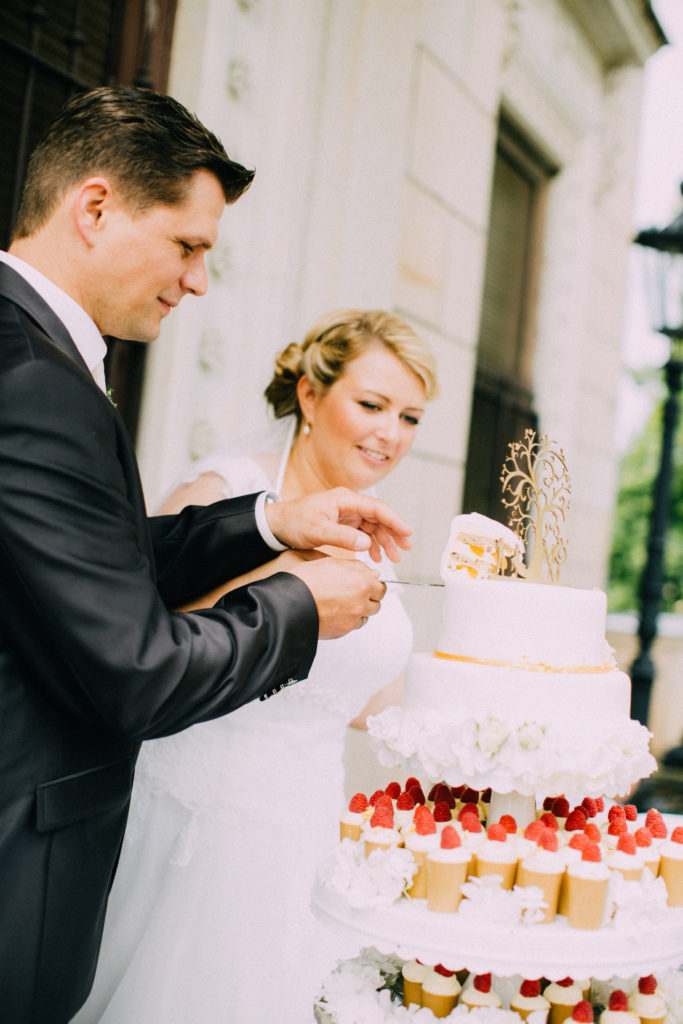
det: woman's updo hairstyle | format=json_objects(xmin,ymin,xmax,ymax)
[{"xmin": 264, "ymin": 308, "xmax": 438, "ymax": 424}]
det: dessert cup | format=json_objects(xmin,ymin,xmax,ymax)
[
  {"xmin": 404, "ymin": 831, "xmax": 440, "ymax": 898},
  {"xmin": 565, "ymin": 869, "xmax": 609, "ymax": 929},
  {"xmin": 517, "ymin": 857, "xmax": 564, "ymax": 924},
  {"xmin": 402, "ymin": 959, "xmax": 430, "ymax": 1008},
  {"xmin": 421, "ymin": 968, "xmax": 461, "ymax": 1018},
  {"xmin": 544, "ymin": 980, "xmax": 584, "ymax": 1024},
  {"xmin": 658, "ymin": 852, "xmax": 683, "ymax": 906},
  {"xmin": 426, "ymin": 848, "xmax": 470, "ymax": 913}
]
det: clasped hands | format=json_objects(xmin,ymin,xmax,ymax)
[{"xmin": 264, "ymin": 487, "xmax": 411, "ymax": 639}]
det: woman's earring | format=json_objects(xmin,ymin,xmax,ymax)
[{"xmin": 302, "ymin": 422, "xmax": 311, "ymax": 436}]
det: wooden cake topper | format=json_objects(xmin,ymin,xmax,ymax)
[{"xmin": 499, "ymin": 429, "xmax": 571, "ymax": 583}]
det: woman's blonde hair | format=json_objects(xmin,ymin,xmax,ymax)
[{"xmin": 264, "ymin": 308, "xmax": 438, "ymax": 422}]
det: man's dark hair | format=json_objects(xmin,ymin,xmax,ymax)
[{"xmin": 13, "ymin": 86, "xmax": 255, "ymax": 239}]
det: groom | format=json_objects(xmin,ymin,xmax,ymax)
[{"xmin": 0, "ymin": 86, "xmax": 409, "ymax": 1023}]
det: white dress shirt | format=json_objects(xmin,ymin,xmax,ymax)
[{"xmin": 0, "ymin": 249, "xmax": 108, "ymax": 392}]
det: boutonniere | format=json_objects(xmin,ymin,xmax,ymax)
[{"xmin": 106, "ymin": 387, "xmax": 117, "ymax": 408}]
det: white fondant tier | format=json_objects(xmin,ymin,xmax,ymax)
[
  {"xmin": 312, "ymin": 879, "xmax": 683, "ymax": 982},
  {"xmin": 437, "ymin": 577, "xmax": 610, "ymax": 668}
]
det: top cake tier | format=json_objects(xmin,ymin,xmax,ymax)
[{"xmin": 436, "ymin": 575, "xmax": 611, "ymax": 669}]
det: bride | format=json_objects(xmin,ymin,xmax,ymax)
[{"xmin": 74, "ymin": 308, "xmax": 438, "ymax": 1023}]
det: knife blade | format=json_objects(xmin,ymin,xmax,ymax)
[{"xmin": 381, "ymin": 579, "xmax": 444, "ymax": 587}]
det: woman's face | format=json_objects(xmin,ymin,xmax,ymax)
[{"xmin": 297, "ymin": 343, "xmax": 426, "ymax": 492}]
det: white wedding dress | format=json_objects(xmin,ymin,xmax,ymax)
[{"xmin": 73, "ymin": 418, "xmax": 413, "ymax": 1024}]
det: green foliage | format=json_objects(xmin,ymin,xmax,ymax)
[{"xmin": 608, "ymin": 392, "xmax": 683, "ymax": 613}]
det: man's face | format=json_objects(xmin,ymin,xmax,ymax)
[{"xmin": 89, "ymin": 169, "xmax": 225, "ymax": 341}]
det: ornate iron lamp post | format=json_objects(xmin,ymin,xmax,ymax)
[{"xmin": 629, "ymin": 191, "xmax": 683, "ymax": 736}]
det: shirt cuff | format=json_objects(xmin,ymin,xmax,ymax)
[{"xmin": 255, "ymin": 491, "xmax": 288, "ymax": 552}]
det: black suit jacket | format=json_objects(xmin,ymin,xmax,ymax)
[{"xmin": 0, "ymin": 263, "xmax": 318, "ymax": 1023}]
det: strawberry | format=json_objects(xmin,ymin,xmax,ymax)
[
  {"xmin": 520, "ymin": 980, "xmax": 541, "ymax": 998},
  {"xmin": 638, "ymin": 976, "xmax": 658, "ymax": 995},
  {"xmin": 441, "ymin": 825, "xmax": 461, "ymax": 849},
  {"xmin": 608, "ymin": 991, "xmax": 629, "ymax": 1012},
  {"xmin": 571, "ymin": 1000, "xmax": 594, "ymax": 1022},
  {"xmin": 347, "ymin": 793, "xmax": 368, "ymax": 813},
  {"xmin": 473, "ymin": 973, "xmax": 492, "ymax": 993}
]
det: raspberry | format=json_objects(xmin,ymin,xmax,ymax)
[
  {"xmin": 462, "ymin": 787, "xmax": 479, "ymax": 804},
  {"xmin": 645, "ymin": 808, "xmax": 663, "ymax": 827},
  {"xmin": 460, "ymin": 811, "xmax": 483, "ymax": 833},
  {"xmin": 524, "ymin": 820, "xmax": 545, "ymax": 841},
  {"xmin": 635, "ymin": 826, "xmax": 653, "ymax": 848},
  {"xmin": 414, "ymin": 805, "xmax": 436, "ymax": 835},
  {"xmin": 581, "ymin": 841, "xmax": 602, "ymax": 862},
  {"xmin": 457, "ymin": 802, "xmax": 480, "ymax": 821},
  {"xmin": 370, "ymin": 805, "xmax": 394, "ymax": 829},
  {"xmin": 581, "ymin": 797, "xmax": 598, "ymax": 818},
  {"xmin": 649, "ymin": 818, "xmax": 668, "ymax": 839},
  {"xmin": 408, "ymin": 785, "xmax": 426, "ymax": 805},
  {"xmin": 608, "ymin": 804, "xmax": 626, "ymax": 822},
  {"xmin": 428, "ymin": 783, "xmax": 442, "ymax": 801},
  {"xmin": 435, "ymin": 964, "xmax": 455, "ymax": 977},
  {"xmin": 552, "ymin": 797, "xmax": 570, "ymax": 818},
  {"xmin": 431, "ymin": 783, "xmax": 452, "ymax": 805},
  {"xmin": 608, "ymin": 991, "xmax": 629, "ymax": 1012},
  {"xmin": 405, "ymin": 776, "xmax": 421, "ymax": 791},
  {"xmin": 396, "ymin": 791, "xmax": 416, "ymax": 811},
  {"xmin": 473, "ymin": 973, "xmax": 492, "ymax": 993},
  {"xmin": 451, "ymin": 785, "xmax": 466, "ymax": 799},
  {"xmin": 571, "ymin": 804, "xmax": 589, "ymax": 820},
  {"xmin": 608, "ymin": 818, "xmax": 627, "ymax": 836},
  {"xmin": 671, "ymin": 826, "xmax": 683, "ymax": 844},
  {"xmin": 520, "ymin": 980, "xmax": 541, "ymax": 998},
  {"xmin": 348, "ymin": 793, "xmax": 368, "ymax": 813},
  {"xmin": 638, "ymin": 976, "xmax": 658, "ymax": 995},
  {"xmin": 499, "ymin": 814, "xmax": 517, "ymax": 834},
  {"xmin": 617, "ymin": 832, "xmax": 637, "ymax": 855},
  {"xmin": 539, "ymin": 828, "xmax": 558, "ymax": 853},
  {"xmin": 571, "ymin": 1000, "xmax": 594, "ymax": 1022},
  {"xmin": 569, "ymin": 833, "xmax": 589, "ymax": 851},
  {"xmin": 583, "ymin": 823, "xmax": 601, "ymax": 843},
  {"xmin": 369, "ymin": 789, "xmax": 386, "ymax": 806},
  {"xmin": 385, "ymin": 781, "xmax": 401, "ymax": 800},
  {"xmin": 624, "ymin": 804, "xmax": 638, "ymax": 822},
  {"xmin": 433, "ymin": 801, "xmax": 452, "ymax": 822},
  {"xmin": 543, "ymin": 796, "xmax": 556, "ymax": 811},
  {"xmin": 556, "ymin": 978, "xmax": 574, "ymax": 988},
  {"xmin": 487, "ymin": 823, "xmax": 507, "ymax": 842},
  {"xmin": 481, "ymin": 788, "xmax": 492, "ymax": 803},
  {"xmin": 595, "ymin": 797, "xmax": 605, "ymax": 812},
  {"xmin": 540, "ymin": 812, "xmax": 559, "ymax": 831},
  {"xmin": 565, "ymin": 810, "xmax": 589, "ymax": 832},
  {"xmin": 441, "ymin": 825, "xmax": 461, "ymax": 849}
]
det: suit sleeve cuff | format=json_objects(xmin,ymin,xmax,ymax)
[{"xmin": 254, "ymin": 491, "xmax": 289, "ymax": 552}]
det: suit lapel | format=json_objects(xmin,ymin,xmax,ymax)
[{"xmin": 0, "ymin": 261, "xmax": 92, "ymax": 377}]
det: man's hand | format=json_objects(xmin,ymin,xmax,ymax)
[
  {"xmin": 283, "ymin": 554, "xmax": 388, "ymax": 639},
  {"xmin": 265, "ymin": 487, "xmax": 412, "ymax": 563}
]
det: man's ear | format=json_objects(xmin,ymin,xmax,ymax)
[
  {"xmin": 296, "ymin": 373, "xmax": 318, "ymax": 424},
  {"xmin": 71, "ymin": 177, "xmax": 115, "ymax": 246}
]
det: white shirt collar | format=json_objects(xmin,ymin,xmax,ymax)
[{"xmin": 0, "ymin": 250, "xmax": 108, "ymax": 390}]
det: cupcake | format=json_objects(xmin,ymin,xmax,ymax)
[
  {"xmin": 402, "ymin": 959, "xmax": 431, "ymax": 1008},
  {"xmin": 510, "ymin": 979, "xmax": 550, "ymax": 1021},
  {"xmin": 404, "ymin": 806, "xmax": 440, "ymax": 898},
  {"xmin": 474, "ymin": 822, "xmax": 518, "ymax": 889},
  {"xmin": 516, "ymin": 828, "xmax": 565, "ymax": 923},
  {"xmin": 394, "ymin": 790, "xmax": 417, "ymax": 832},
  {"xmin": 628, "ymin": 975, "xmax": 666, "ymax": 1024},
  {"xmin": 363, "ymin": 802, "xmax": 403, "ymax": 857},
  {"xmin": 340, "ymin": 792, "xmax": 369, "ymax": 841},
  {"xmin": 606, "ymin": 832, "xmax": 643, "ymax": 882},
  {"xmin": 657, "ymin": 825, "xmax": 683, "ymax": 906},
  {"xmin": 544, "ymin": 977, "xmax": 584, "ymax": 1024},
  {"xmin": 426, "ymin": 825, "xmax": 470, "ymax": 913},
  {"xmin": 421, "ymin": 965, "xmax": 461, "ymax": 1018},
  {"xmin": 565, "ymin": 841, "xmax": 610, "ymax": 930},
  {"xmin": 460, "ymin": 972, "xmax": 502, "ymax": 1010},
  {"xmin": 599, "ymin": 990, "xmax": 639, "ymax": 1024}
]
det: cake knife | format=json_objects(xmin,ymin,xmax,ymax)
[{"xmin": 380, "ymin": 579, "xmax": 444, "ymax": 587}]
